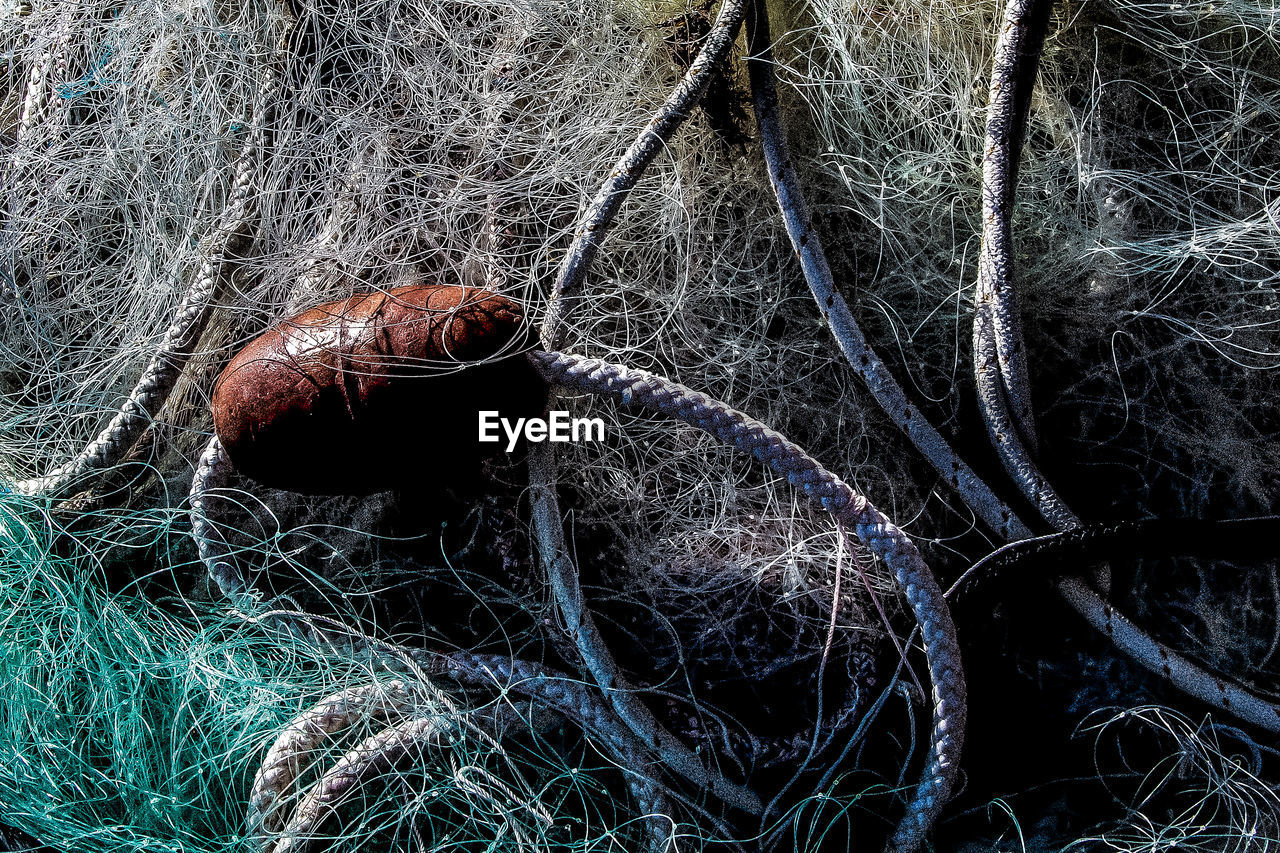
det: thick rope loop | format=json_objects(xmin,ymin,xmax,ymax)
[
  {"xmin": 528, "ymin": 348, "xmax": 965, "ymax": 853},
  {"xmin": 189, "ymin": 439, "xmax": 678, "ymax": 852}
]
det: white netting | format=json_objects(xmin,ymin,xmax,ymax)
[{"xmin": 2, "ymin": 0, "xmax": 1279, "ymax": 848}]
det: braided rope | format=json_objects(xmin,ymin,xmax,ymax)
[
  {"xmin": 266, "ymin": 713, "xmax": 452, "ymax": 853},
  {"xmin": 753, "ymin": 685, "xmax": 866, "ymax": 769},
  {"xmin": 263, "ymin": 693, "xmax": 678, "ymax": 853},
  {"xmin": 528, "ymin": 349, "xmax": 966, "ymax": 852},
  {"xmin": 14, "ymin": 10, "xmax": 69, "ymax": 149},
  {"xmin": 444, "ymin": 652, "xmax": 677, "ymax": 851},
  {"xmin": 188, "ymin": 434, "xmax": 257, "ymax": 607},
  {"xmin": 191, "ymin": 434, "xmax": 719, "ymax": 837},
  {"xmin": 973, "ymin": 304, "xmax": 1078, "ymax": 532},
  {"xmin": 249, "ymin": 680, "xmax": 427, "ymax": 837},
  {"xmin": 745, "ymin": 1, "xmax": 1025, "ymax": 544},
  {"xmin": 186, "ymin": 340, "xmax": 1280, "ymax": 853},
  {"xmin": 11, "ymin": 63, "xmax": 276, "ymax": 497},
  {"xmin": 973, "ymin": 0, "xmax": 1053, "ymax": 460},
  {"xmin": 246, "ymin": 651, "xmax": 676, "ymax": 852},
  {"xmin": 970, "ymin": 0, "xmax": 1079, "ymax": 532},
  {"xmin": 528, "ymin": 441, "xmax": 764, "ymax": 816},
  {"xmin": 228, "ymin": 608, "xmax": 683, "ymax": 815},
  {"xmin": 3, "ymin": 4, "xmax": 75, "ymax": 301},
  {"xmin": 540, "ymin": 0, "xmax": 750, "ymax": 349},
  {"xmin": 238, "ymin": 631, "xmax": 678, "ymax": 851},
  {"xmin": 10, "ymin": 8, "xmax": 73, "ymax": 187}
]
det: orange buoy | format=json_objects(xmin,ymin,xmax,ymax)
[{"xmin": 212, "ymin": 284, "xmax": 546, "ymax": 494}]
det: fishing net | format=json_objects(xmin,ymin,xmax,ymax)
[{"xmin": 2, "ymin": 0, "xmax": 1278, "ymax": 848}]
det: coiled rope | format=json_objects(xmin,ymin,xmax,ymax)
[{"xmin": 527, "ymin": 349, "xmax": 965, "ymax": 853}]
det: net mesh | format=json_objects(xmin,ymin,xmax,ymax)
[{"xmin": 2, "ymin": 0, "xmax": 1278, "ymax": 848}]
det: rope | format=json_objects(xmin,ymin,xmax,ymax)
[
  {"xmin": 973, "ymin": 0, "xmax": 1053, "ymax": 460},
  {"xmin": 745, "ymin": 0, "xmax": 1025, "ymax": 545},
  {"xmin": 250, "ymin": 680, "xmax": 427, "ymax": 837},
  {"xmin": 265, "ymin": 713, "xmax": 452, "ymax": 853},
  {"xmin": 528, "ymin": 348, "xmax": 966, "ymax": 853},
  {"xmin": 970, "ymin": 0, "xmax": 1076, "ymax": 531},
  {"xmin": 965, "ymin": 0, "xmax": 1280, "ymax": 738},
  {"xmin": 540, "ymin": 0, "xmax": 751, "ymax": 350},
  {"xmin": 3, "ymin": 4, "xmax": 74, "ymax": 301},
  {"xmin": 188, "ymin": 435, "xmax": 255, "ymax": 607},
  {"xmin": 11, "ymin": 52, "xmax": 280, "ymax": 497}
]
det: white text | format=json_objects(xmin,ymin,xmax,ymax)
[{"xmin": 478, "ymin": 411, "xmax": 605, "ymax": 451}]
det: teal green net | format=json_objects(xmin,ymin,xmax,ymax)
[{"xmin": 0, "ymin": 495, "xmax": 656, "ymax": 852}]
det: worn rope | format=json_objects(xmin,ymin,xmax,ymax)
[
  {"xmin": 250, "ymin": 680, "xmax": 427, "ymax": 837},
  {"xmin": 1055, "ymin": 577, "xmax": 1280, "ymax": 733},
  {"xmin": 261, "ymin": 690, "xmax": 677, "ymax": 853},
  {"xmin": 246, "ymin": 608, "xmax": 664, "ymax": 784},
  {"xmin": 3, "ymin": 3, "xmax": 74, "ymax": 301},
  {"xmin": 539, "ymin": 0, "xmax": 750, "ymax": 350},
  {"xmin": 745, "ymin": 0, "xmax": 1024, "ymax": 544},
  {"xmin": 246, "ymin": 654, "xmax": 676, "ymax": 852},
  {"xmin": 13, "ymin": 5, "xmax": 72, "ymax": 154},
  {"xmin": 973, "ymin": 0, "xmax": 1053, "ymax": 461},
  {"xmin": 527, "ymin": 442, "xmax": 763, "ymax": 815},
  {"xmin": 187, "ymin": 471, "xmax": 680, "ymax": 851},
  {"xmin": 970, "ymin": 0, "xmax": 1079, "ymax": 532},
  {"xmin": 188, "ymin": 434, "xmax": 256, "ymax": 608},
  {"xmin": 264, "ymin": 712, "xmax": 453, "ymax": 853},
  {"xmin": 528, "ymin": 349, "xmax": 966, "ymax": 853},
  {"xmin": 524, "ymin": 451, "xmax": 762, "ymax": 811},
  {"xmin": 11, "ymin": 65, "xmax": 275, "ymax": 498},
  {"xmin": 972, "ymin": 306, "xmax": 1078, "ymax": 531},
  {"xmin": 964, "ymin": 0, "xmax": 1280, "ymax": 737},
  {"xmin": 237, "ymin": 606, "xmax": 683, "ymax": 816}
]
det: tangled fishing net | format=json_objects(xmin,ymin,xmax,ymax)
[{"xmin": 2, "ymin": 0, "xmax": 1278, "ymax": 849}]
